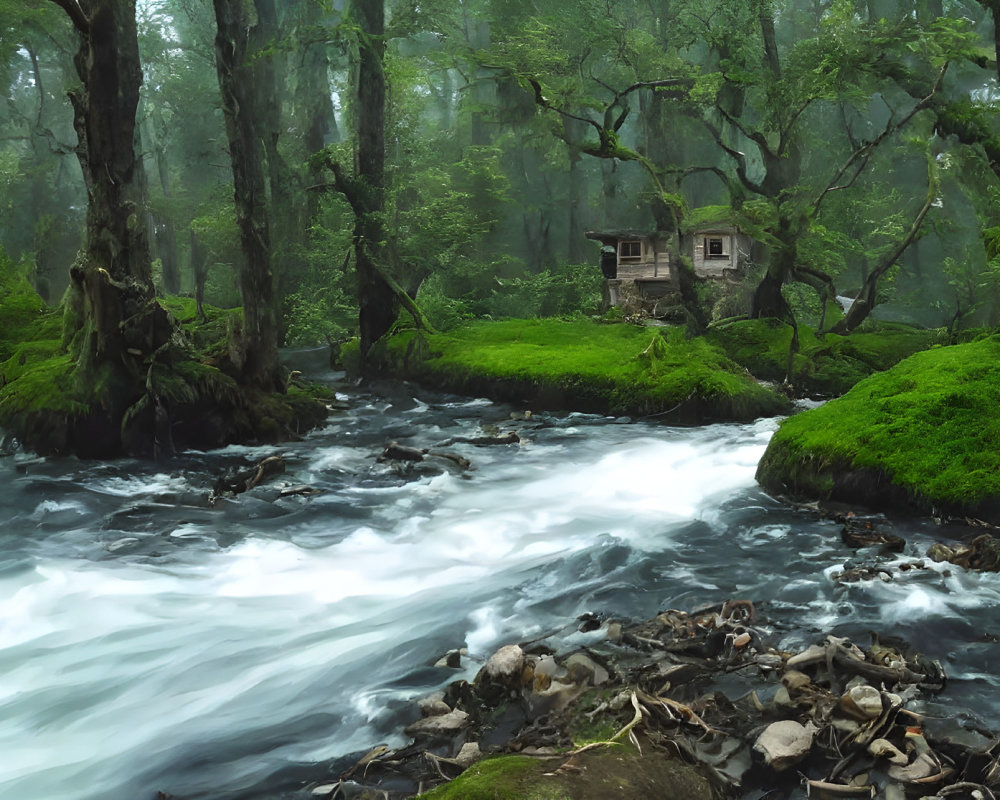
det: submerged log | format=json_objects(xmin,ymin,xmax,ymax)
[{"xmin": 213, "ymin": 455, "xmax": 285, "ymax": 498}]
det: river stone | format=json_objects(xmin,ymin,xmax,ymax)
[
  {"xmin": 842, "ymin": 684, "xmax": 883, "ymax": 720},
  {"xmin": 403, "ymin": 708, "xmax": 469, "ymax": 737},
  {"xmin": 754, "ymin": 720, "xmax": 816, "ymax": 771},
  {"xmin": 455, "ymin": 741, "xmax": 483, "ymax": 768},
  {"xmin": 418, "ymin": 692, "xmax": 451, "ymax": 717},
  {"xmin": 565, "ymin": 653, "xmax": 610, "ymax": 686},
  {"xmin": 474, "ymin": 644, "xmax": 525, "ymax": 705}
]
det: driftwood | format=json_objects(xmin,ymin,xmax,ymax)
[
  {"xmin": 212, "ymin": 455, "xmax": 285, "ymax": 499},
  {"xmin": 438, "ymin": 431, "xmax": 521, "ymax": 447},
  {"xmin": 378, "ymin": 441, "xmax": 471, "ymax": 470}
]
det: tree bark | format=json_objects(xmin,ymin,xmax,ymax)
[
  {"xmin": 58, "ymin": 0, "xmax": 165, "ymax": 367},
  {"xmin": 45, "ymin": 0, "xmax": 177, "ymax": 456},
  {"xmin": 213, "ymin": 0, "xmax": 283, "ymax": 391},
  {"xmin": 352, "ymin": 0, "xmax": 397, "ymax": 362}
]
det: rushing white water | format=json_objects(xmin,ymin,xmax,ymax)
[{"xmin": 1, "ymin": 380, "xmax": 999, "ymax": 800}]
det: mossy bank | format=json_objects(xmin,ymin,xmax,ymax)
[
  {"xmin": 414, "ymin": 746, "xmax": 711, "ymax": 800},
  {"xmin": 0, "ymin": 286, "xmax": 329, "ymax": 458},
  {"xmin": 705, "ymin": 318, "xmax": 946, "ymax": 397},
  {"xmin": 374, "ymin": 318, "xmax": 792, "ymax": 424},
  {"xmin": 757, "ymin": 335, "xmax": 1000, "ymax": 520}
]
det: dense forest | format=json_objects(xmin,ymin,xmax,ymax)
[
  {"xmin": 3, "ymin": 0, "xmax": 1000, "ymax": 456},
  {"xmin": 10, "ymin": 4, "xmax": 1000, "ymax": 799}
]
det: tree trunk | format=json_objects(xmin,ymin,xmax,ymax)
[
  {"xmin": 353, "ymin": 0, "xmax": 396, "ymax": 361},
  {"xmin": 564, "ymin": 116, "xmax": 587, "ymax": 263},
  {"xmin": 213, "ymin": 0, "xmax": 283, "ymax": 391},
  {"xmin": 750, "ymin": 212, "xmax": 797, "ymax": 320},
  {"xmin": 61, "ymin": 3, "xmax": 153, "ymax": 353},
  {"xmin": 250, "ymin": 0, "xmax": 296, "ymax": 340},
  {"xmin": 44, "ymin": 0, "xmax": 176, "ymax": 456},
  {"xmin": 190, "ymin": 228, "xmax": 208, "ymax": 322},
  {"xmin": 151, "ymin": 135, "xmax": 181, "ymax": 295}
]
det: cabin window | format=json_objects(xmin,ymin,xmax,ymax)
[
  {"xmin": 705, "ymin": 237, "xmax": 728, "ymax": 258},
  {"xmin": 619, "ymin": 240, "xmax": 642, "ymax": 260}
]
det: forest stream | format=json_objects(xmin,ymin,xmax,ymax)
[{"xmin": 2, "ymin": 350, "xmax": 1000, "ymax": 800}]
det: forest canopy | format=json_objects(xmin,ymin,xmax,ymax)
[{"xmin": 3, "ymin": 0, "xmax": 1000, "ymax": 411}]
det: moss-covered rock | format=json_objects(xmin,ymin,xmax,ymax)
[
  {"xmin": 378, "ymin": 318, "xmax": 791, "ymax": 424},
  {"xmin": 415, "ymin": 745, "xmax": 712, "ymax": 800},
  {"xmin": 756, "ymin": 335, "xmax": 1000, "ymax": 520},
  {"xmin": 0, "ymin": 290, "xmax": 330, "ymax": 457},
  {"xmin": 706, "ymin": 319, "xmax": 945, "ymax": 396}
]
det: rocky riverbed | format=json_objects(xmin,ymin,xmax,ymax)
[{"xmin": 307, "ymin": 594, "xmax": 999, "ymax": 800}]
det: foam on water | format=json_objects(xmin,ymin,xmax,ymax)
[{"xmin": 2, "ymin": 400, "xmax": 996, "ymax": 800}]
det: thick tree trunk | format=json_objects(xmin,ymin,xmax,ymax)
[
  {"xmin": 353, "ymin": 0, "xmax": 396, "ymax": 361},
  {"xmin": 213, "ymin": 0, "xmax": 283, "ymax": 391},
  {"xmin": 48, "ymin": 0, "xmax": 175, "ymax": 456},
  {"xmin": 750, "ymin": 213, "xmax": 797, "ymax": 320},
  {"xmin": 250, "ymin": 0, "xmax": 296, "ymax": 338},
  {"xmin": 62, "ymin": 2, "xmax": 162, "ymax": 363}
]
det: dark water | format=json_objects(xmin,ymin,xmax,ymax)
[{"xmin": 2, "ymin": 353, "xmax": 999, "ymax": 799}]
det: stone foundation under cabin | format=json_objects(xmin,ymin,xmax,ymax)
[{"xmin": 603, "ymin": 277, "xmax": 686, "ymax": 321}]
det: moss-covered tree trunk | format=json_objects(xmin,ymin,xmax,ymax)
[
  {"xmin": 353, "ymin": 0, "xmax": 396, "ymax": 361},
  {"xmin": 49, "ymin": 0, "xmax": 173, "ymax": 455},
  {"xmin": 213, "ymin": 0, "xmax": 283, "ymax": 392}
]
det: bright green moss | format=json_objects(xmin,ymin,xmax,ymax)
[
  {"xmin": 383, "ymin": 318, "xmax": 790, "ymax": 421},
  {"xmin": 706, "ymin": 319, "xmax": 944, "ymax": 396},
  {"xmin": 758, "ymin": 336, "xmax": 1000, "ymax": 510},
  {"xmin": 0, "ymin": 353, "xmax": 87, "ymax": 420},
  {"xmin": 416, "ymin": 745, "xmax": 712, "ymax": 800},
  {"xmin": 415, "ymin": 756, "xmax": 566, "ymax": 800},
  {"xmin": 159, "ymin": 296, "xmax": 243, "ymax": 358},
  {"xmin": 0, "ymin": 281, "xmax": 60, "ymax": 361}
]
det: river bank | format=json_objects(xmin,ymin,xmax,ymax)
[
  {"xmin": 321, "ymin": 591, "xmax": 997, "ymax": 800},
  {"xmin": 3, "ymin": 361, "xmax": 1000, "ymax": 800}
]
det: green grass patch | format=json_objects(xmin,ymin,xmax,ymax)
[
  {"xmin": 758, "ymin": 336, "xmax": 1000, "ymax": 511},
  {"xmin": 382, "ymin": 318, "xmax": 790, "ymax": 421}
]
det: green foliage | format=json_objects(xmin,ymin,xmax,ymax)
[
  {"xmin": 0, "ymin": 250, "xmax": 59, "ymax": 361},
  {"xmin": 482, "ymin": 263, "xmax": 603, "ymax": 319},
  {"xmin": 758, "ymin": 336, "xmax": 1000, "ymax": 511}
]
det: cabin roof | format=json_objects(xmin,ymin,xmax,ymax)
[
  {"xmin": 684, "ymin": 204, "xmax": 736, "ymax": 231},
  {"xmin": 585, "ymin": 230, "xmax": 663, "ymax": 243}
]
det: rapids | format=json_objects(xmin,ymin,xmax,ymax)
[{"xmin": 2, "ymin": 354, "xmax": 1000, "ymax": 799}]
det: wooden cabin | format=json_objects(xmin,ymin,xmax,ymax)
[
  {"xmin": 585, "ymin": 230, "xmax": 673, "ymax": 309},
  {"xmin": 587, "ymin": 221, "xmax": 754, "ymax": 310},
  {"xmin": 689, "ymin": 225, "xmax": 748, "ymax": 278}
]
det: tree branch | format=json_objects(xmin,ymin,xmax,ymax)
[
  {"xmin": 698, "ymin": 115, "xmax": 767, "ymax": 196},
  {"xmin": 528, "ymin": 78, "xmax": 605, "ymax": 137},
  {"xmin": 48, "ymin": 0, "xmax": 90, "ymax": 33},
  {"xmin": 813, "ymin": 65, "xmax": 945, "ymax": 216}
]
